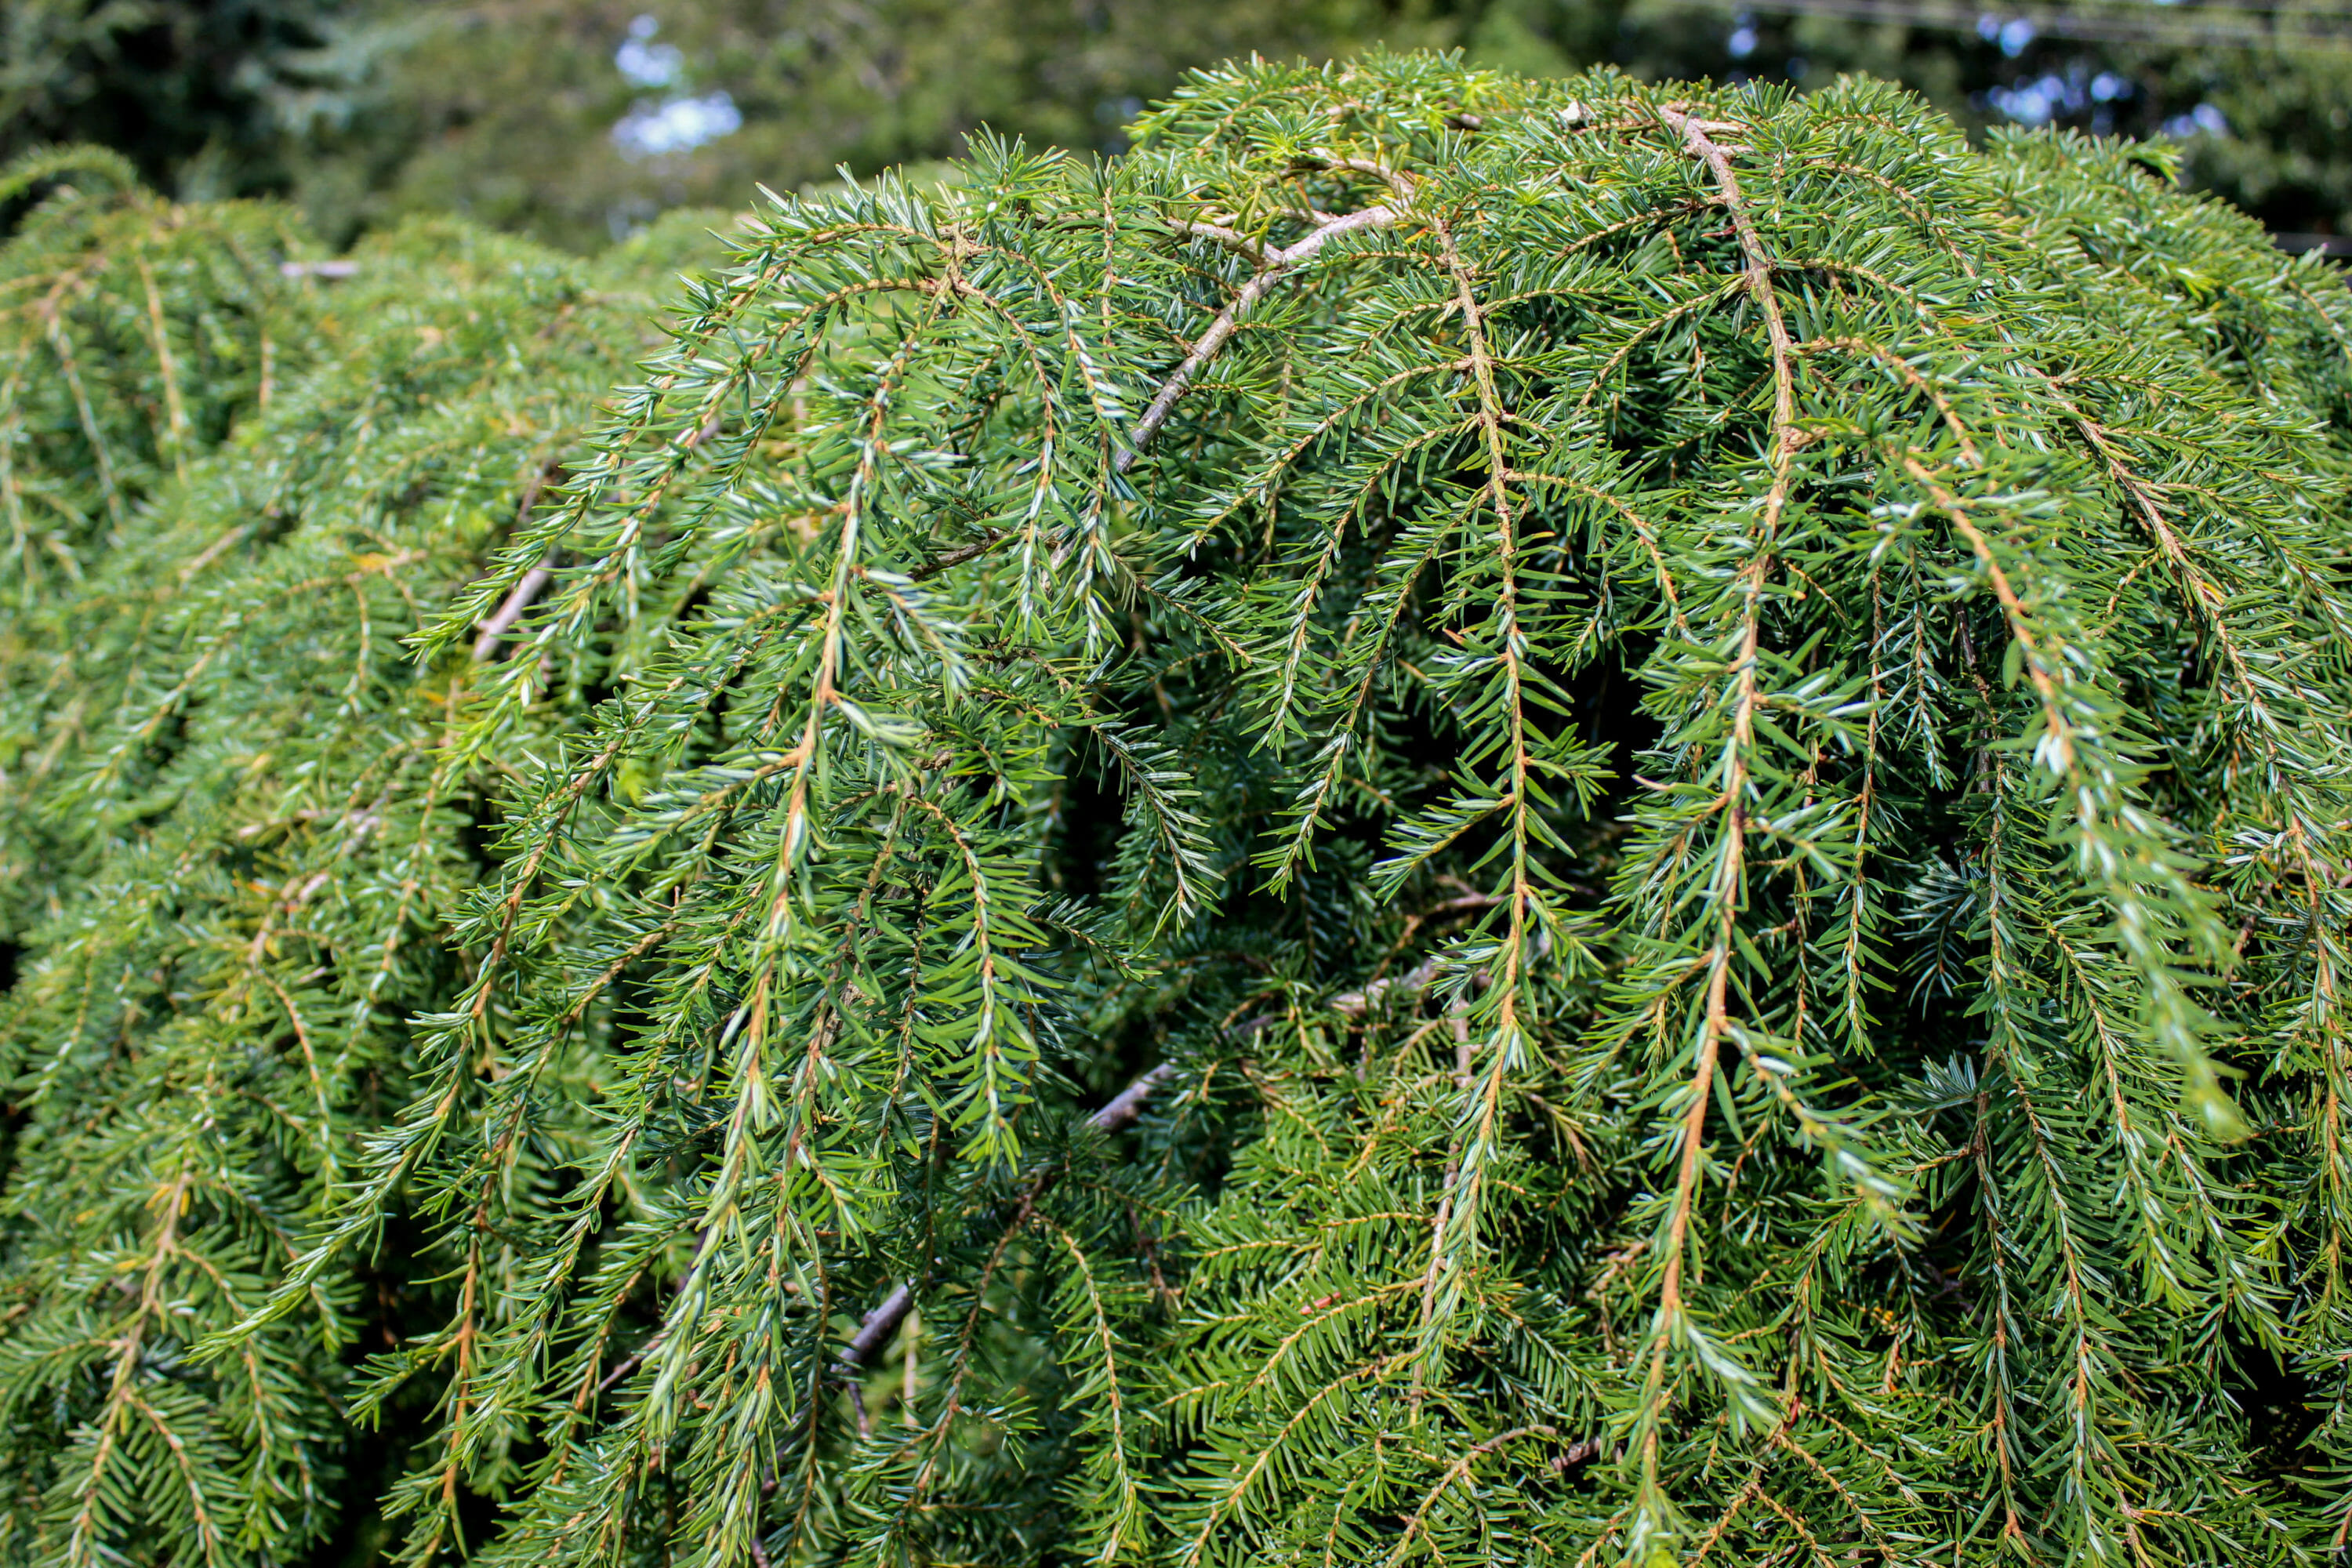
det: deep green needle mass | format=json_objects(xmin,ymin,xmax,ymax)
[{"xmin": 4, "ymin": 54, "xmax": 2352, "ymax": 1568}]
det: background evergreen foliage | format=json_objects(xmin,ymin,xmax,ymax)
[
  {"xmin": 348, "ymin": 2, "xmax": 2352, "ymax": 254},
  {"xmin": 14, "ymin": 2, "xmax": 2352, "ymax": 254},
  {"xmin": 5, "ymin": 52, "xmax": 2352, "ymax": 1568},
  {"xmin": 0, "ymin": 0, "xmax": 387, "ymax": 209}
]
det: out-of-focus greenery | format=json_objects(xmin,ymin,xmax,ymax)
[
  {"xmin": 1625, "ymin": 0, "xmax": 2352, "ymax": 239},
  {"xmin": 0, "ymin": 1, "xmax": 388, "ymax": 205},
  {"xmin": 324, "ymin": 0, "xmax": 1470, "ymax": 249},
  {"xmin": 4, "ymin": 2, "xmax": 2348, "ymax": 258}
]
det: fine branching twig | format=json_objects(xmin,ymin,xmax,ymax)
[
  {"xmin": 1120, "ymin": 193, "xmax": 1411, "ymax": 470},
  {"xmin": 838, "ymin": 1063, "xmax": 1176, "ymax": 1372}
]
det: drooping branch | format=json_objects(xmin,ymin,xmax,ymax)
[
  {"xmin": 1661, "ymin": 103, "xmax": 1798, "ymax": 527},
  {"xmin": 23, "ymin": 59, "xmax": 2350, "ymax": 1568},
  {"xmin": 1628, "ymin": 103, "xmax": 1809, "ymax": 1523}
]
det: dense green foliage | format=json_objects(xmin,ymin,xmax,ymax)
[
  {"xmin": 0, "ymin": 158, "xmax": 737, "ymax": 1562},
  {"xmin": 7, "ymin": 53, "xmax": 2352, "ymax": 1568}
]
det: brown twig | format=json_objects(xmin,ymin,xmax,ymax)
[
  {"xmin": 468, "ymin": 415, "xmax": 717, "ymax": 661},
  {"xmin": 470, "ymin": 557, "xmax": 553, "ymax": 662},
  {"xmin": 1120, "ymin": 198, "xmax": 1410, "ymax": 472},
  {"xmin": 1328, "ymin": 955, "xmax": 1446, "ymax": 1021},
  {"xmin": 836, "ymin": 1063, "xmax": 1177, "ymax": 1374},
  {"xmin": 1661, "ymin": 104, "xmax": 1798, "ymax": 529},
  {"xmin": 908, "ymin": 532, "xmax": 1006, "ymax": 582},
  {"xmin": 470, "ymin": 459, "xmax": 568, "ymax": 662},
  {"xmin": 595, "ymin": 1332, "xmax": 662, "ymax": 1396},
  {"xmin": 902, "ymin": 167, "xmax": 1412, "ymax": 586}
]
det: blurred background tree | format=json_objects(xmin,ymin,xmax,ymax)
[
  {"xmin": 2, "ymin": 1, "xmax": 394, "ymax": 202},
  {"xmin": 5, "ymin": 0, "xmax": 2346, "ymax": 251}
]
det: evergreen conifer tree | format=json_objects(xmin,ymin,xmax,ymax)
[{"xmin": 5, "ymin": 54, "xmax": 2352, "ymax": 1568}]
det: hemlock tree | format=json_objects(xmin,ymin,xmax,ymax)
[{"xmin": 4, "ymin": 53, "xmax": 2352, "ymax": 1568}]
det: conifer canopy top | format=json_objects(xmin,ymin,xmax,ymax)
[{"xmin": 5, "ymin": 56, "xmax": 2352, "ymax": 1568}]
